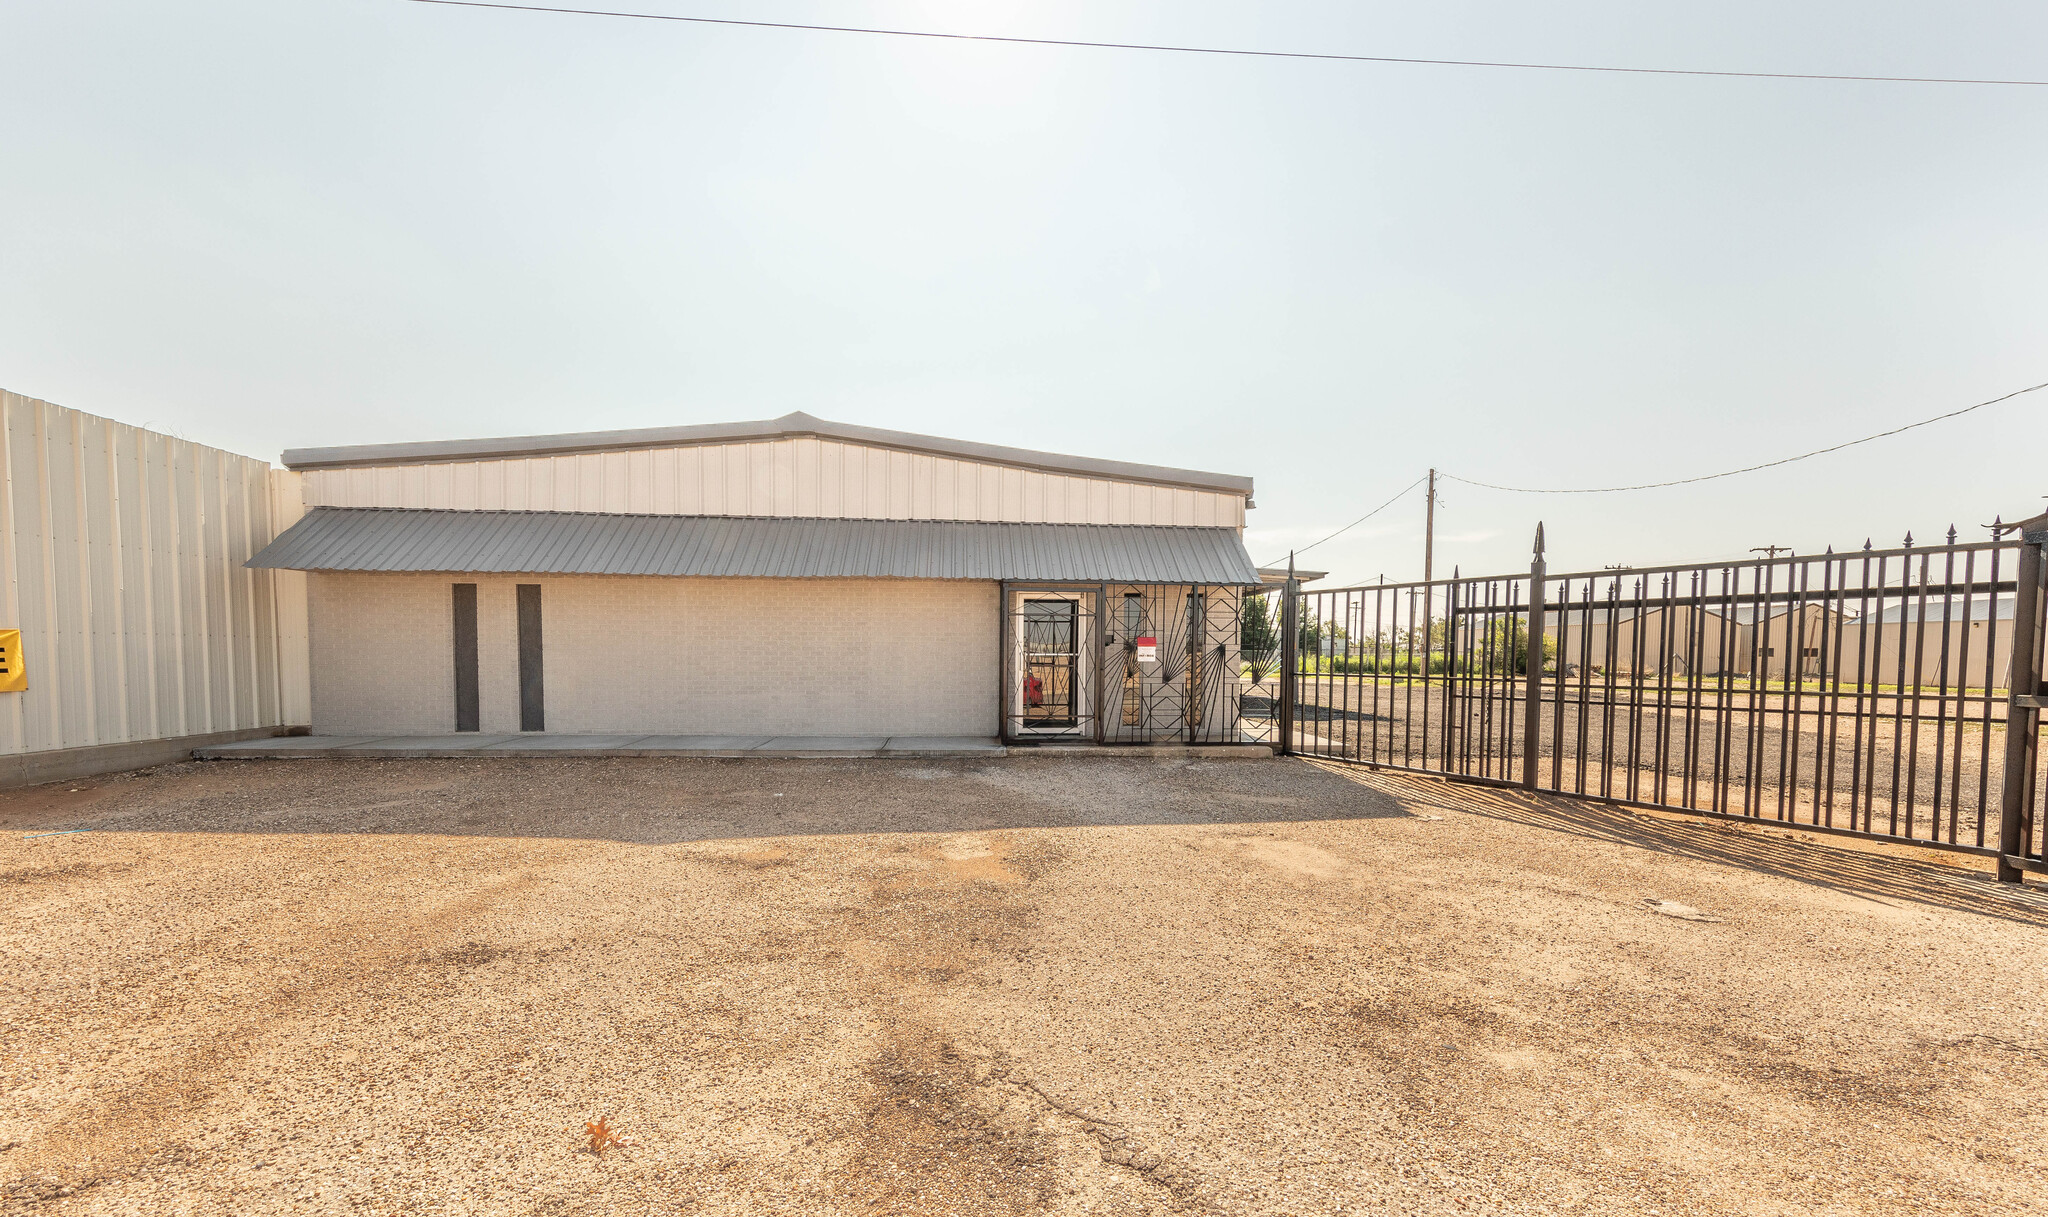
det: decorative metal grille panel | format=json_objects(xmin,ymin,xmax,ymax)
[{"xmin": 1000, "ymin": 582, "xmax": 1280, "ymax": 746}]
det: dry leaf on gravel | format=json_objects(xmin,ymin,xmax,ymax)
[
  {"xmin": 585, "ymin": 1115, "xmax": 633, "ymax": 1155},
  {"xmin": 1643, "ymin": 898, "xmax": 1721, "ymax": 922}
]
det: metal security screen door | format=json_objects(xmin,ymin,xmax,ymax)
[{"xmin": 1017, "ymin": 597, "xmax": 1083, "ymax": 730}]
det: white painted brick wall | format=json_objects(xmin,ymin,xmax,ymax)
[
  {"xmin": 307, "ymin": 573, "xmax": 998, "ymax": 737},
  {"xmin": 307, "ymin": 573, "xmax": 455, "ymax": 735}
]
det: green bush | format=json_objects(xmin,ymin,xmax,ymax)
[{"xmin": 1326, "ymin": 652, "xmax": 1451, "ymax": 675}]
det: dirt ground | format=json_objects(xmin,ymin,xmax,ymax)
[{"xmin": 3, "ymin": 755, "xmax": 2046, "ymax": 1217}]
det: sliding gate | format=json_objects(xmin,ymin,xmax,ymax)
[{"xmin": 1276, "ymin": 521, "xmax": 2048, "ymax": 882}]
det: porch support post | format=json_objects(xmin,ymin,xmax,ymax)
[
  {"xmin": 1521, "ymin": 524, "xmax": 1548, "ymax": 791},
  {"xmin": 997, "ymin": 580, "xmax": 1012, "ymax": 746},
  {"xmin": 1997, "ymin": 522, "xmax": 2045, "ymax": 882},
  {"xmin": 1093, "ymin": 584, "xmax": 1107, "ymax": 744}
]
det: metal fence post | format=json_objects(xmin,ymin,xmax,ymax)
[
  {"xmin": 1278, "ymin": 554, "xmax": 1299, "ymax": 756},
  {"xmin": 1522, "ymin": 524, "xmax": 1548, "ymax": 791},
  {"xmin": 1997, "ymin": 523, "xmax": 2045, "ymax": 882},
  {"xmin": 1442, "ymin": 568, "xmax": 1459, "ymax": 772}
]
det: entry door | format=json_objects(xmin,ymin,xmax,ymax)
[{"xmin": 1014, "ymin": 596, "xmax": 1084, "ymax": 732}]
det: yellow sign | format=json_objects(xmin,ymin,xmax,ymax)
[{"xmin": 0, "ymin": 629, "xmax": 25, "ymax": 692}]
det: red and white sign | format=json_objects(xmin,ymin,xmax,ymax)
[{"xmin": 1135, "ymin": 636, "xmax": 1158, "ymax": 663}]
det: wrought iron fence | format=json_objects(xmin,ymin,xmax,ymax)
[{"xmin": 1274, "ymin": 520, "xmax": 2048, "ymax": 881}]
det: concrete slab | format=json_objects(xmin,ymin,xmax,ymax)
[
  {"xmin": 621, "ymin": 735, "xmax": 775, "ymax": 753},
  {"xmin": 476, "ymin": 735, "xmax": 651, "ymax": 752},
  {"xmin": 194, "ymin": 735, "xmax": 386, "ymax": 758},
  {"xmin": 757, "ymin": 736, "xmax": 890, "ymax": 754},
  {"xmin": 196, "ymin": 733, "xmax": 1273, "ymax": 761},
  {"xmin": 884, "ymin": 737, "xmax": 1006, "ymax": 754},
  {"xmin": 1012, "ymin": 743, "xmax": 1276, "ymax": 759},
  {"xmin": 338, "ymin": 736, "xmax": 521, "ymax": 754}
]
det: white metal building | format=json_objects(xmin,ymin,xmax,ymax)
[
  {"xmin": 0, "ymin": 390, "xmax": 310, "ymax": 784},
  {"xmin": 250, "ymin": 414, "xmax": 1267, "ymax": 744}
]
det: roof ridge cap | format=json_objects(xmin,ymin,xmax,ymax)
[{"xmin": 304, "ymin": 505, "xmax": 1240, "ymax": 529}]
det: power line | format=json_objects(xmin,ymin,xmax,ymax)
[
  {"xmin": 402, "ymin": 1, "xmax": 2048, "ymax": 88},
  {"xmin": 1279, "ymin": 377, "xmax": 2044, "ymax": 571},
  {"xmin": 1260, "ymin": 474, "xmax": 1427, "ymax": 568},
  {"xmin": 1442, "ymin": 379, "xmax": 2048, "ymax": 495}
]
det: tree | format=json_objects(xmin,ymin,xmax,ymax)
[
  {"xmin": 1240, "ymin": 592, "xmax": 1280, "ymax": 682},
  {"xmin": 1292, "ymin": 607, "xmax": 1352, "ymax": 657},
  {"xmin": 1476, "ymin": 617, "xmax": 1557, "ymax": 673}
]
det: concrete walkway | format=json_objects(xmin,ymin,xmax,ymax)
[
  {"xmin": 193, "ymin": 735, "xmax": 1275, "ymax": 760},
  {"xmin": 196, "ymin": 734, "xmax": 1007, "ymax": 759}
]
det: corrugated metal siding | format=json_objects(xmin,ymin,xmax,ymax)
[
  {"xmin": 268, "ymin": 470, "xmax": 311, "ymax": 724},
  {"xmin": 251, "ymin": 508, "xmax": 1264, "ymax": 585},
  {"xmin": 0, "ymin": 390, "xmax": 304, "ymax": 754},
  {"xmin": 1876, "ymin": 596, "xmax": 2015, "ymax": 622},
  {"xmin": 300, "ymin": 436, "xmax": 1247, "ymax": 527},
  {"xmin": 284, "ymin": 411, "xmax": 1253, "ymax": 493}
]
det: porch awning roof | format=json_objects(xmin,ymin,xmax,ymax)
[{"xmin": 248, "ymin": 508, "xmax": 1263, "ymax": 585}]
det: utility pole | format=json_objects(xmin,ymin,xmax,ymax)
[
  {"xmin": 1750, "ymin": 545, "xmax": 1793, "ymax": 560},
  {"xmin": 1413, "ymin": 469, "xmax": 1437, "ymax": 646},
  {"xmin": 1423, "ymin": 468, "xmax": 1438, "ymax": 584}
]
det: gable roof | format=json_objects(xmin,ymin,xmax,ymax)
[
  {"xmin": 280, "ymin": 411, "xmax": 1254, "ymax": 496},
  {"xmin": 1874, "ymin": 595, "xmax": 2015, "ymax": 623}
]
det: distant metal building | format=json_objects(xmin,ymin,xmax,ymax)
[{"xmin": 250, "ymin": 413, "xmax": 1268, "ymax": 744}]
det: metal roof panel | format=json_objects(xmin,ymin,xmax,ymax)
[{"xmin": 249, "ymin": 508, "xmax": 1261, "ymax": 585}]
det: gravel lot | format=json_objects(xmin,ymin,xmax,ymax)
[
  {"xmin": 1291, "ymin": 679, "xmax": 2023, "ymax": 850},
  {"xmin": 3, "ymin": 755, "xmax": 2045, "ymax": 1216}
]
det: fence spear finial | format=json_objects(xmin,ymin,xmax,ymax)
[
  {"xmin": 1863, "ymin": 538, "xmax": 1873, "ymax": 551},
  {"xmin": 1947, "ymin": 524, "xmax": 1958, "ymax": 545},
  {"xmin": 1533, "ymin": 522, "xmax": 1545, "ymax": 556},
  {"xmin": 1903, "ymin": 530, "xmax": 1914, "ymax": 548}
]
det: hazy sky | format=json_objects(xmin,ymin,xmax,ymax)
[{"xmin": 5, "ymin": 1, "xmax": 2045, "ymax": 583}]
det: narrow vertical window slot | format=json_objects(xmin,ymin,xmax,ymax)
[
  {"xmin": 453, "ymin": 583, "xmax": 479, "ymax": 732},
  {"xmin": 517, "ymin": 583, "xmax": 545, "ymax": 732}
]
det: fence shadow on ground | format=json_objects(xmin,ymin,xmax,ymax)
[{"xmin": 1314, "ymin": 760, "xmax": 2048, "ymax": 928}]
